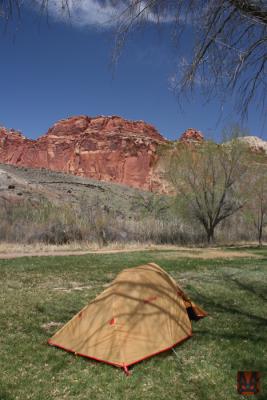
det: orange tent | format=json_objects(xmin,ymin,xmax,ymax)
[{"xmin": 48, "ymin": 263, "xmax": 207, "ymax": 374}]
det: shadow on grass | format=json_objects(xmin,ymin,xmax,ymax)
[
  {"xmin": 228, "ymin": 275, "xmax": 267, "ymax": 302},
  {"xmin": 193, "ymin": 291, "xmax": 267, "ymax": 342},
  {"xmin": 0, "ymin": 387, "xmax": 14, "ymax": 400},
  {"xmin": 192, "ymin": 269, "xmax": 267, "ymax": 324},
  {"xmin": 193, "ymin": 328, "xmax": 266, "ymax": 343}
]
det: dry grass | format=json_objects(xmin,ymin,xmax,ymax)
[
  {"xmin": 0, "ymin": 240, "xmax": 154, "ymax": 254},
  {"xmin": 0, "ymin": 241, "xmax": 263, "ymax": 259},
  {"xmin": 151, "ymin": 249, "xmax": 261, "ymax": 259}
]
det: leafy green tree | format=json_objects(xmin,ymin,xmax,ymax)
[
  {"xmin": 244, "ymin": 161, "xmax": 267, "ymax": 246},
  {"xmin": 166, "ymin": 135, "xmax": 250, "ymax": 243}
]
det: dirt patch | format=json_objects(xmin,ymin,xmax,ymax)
[
  {"xmin": 0, "ymin": 246, "xmax": 260, "ymax": 260},
  {"xmin": 41, "ymin": 321, "xmax": 63, "ymax": 331},
  {"xmin": 152, "ymin": 249, "xmax": 260, "ymax": 259},
  {"xmin": 52, "ymin": 284, "xmax": 94, "ymax": 293}
]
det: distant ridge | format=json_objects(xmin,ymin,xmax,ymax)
[{"xmin": 1, "ymin": 115, "xmax": 266, "ymax": 192}]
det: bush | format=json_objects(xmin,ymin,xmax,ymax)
[
  {"xmin": 28, "ymin": 223, "xmax": 83, "ymax": 245},
  {"xmin": 0, "ymin": 197, "xmax": 264, "ymax": 246}
]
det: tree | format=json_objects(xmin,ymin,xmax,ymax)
[
  {"xmin": 113, "ymin": 0, "xmax": 267, "ymax": 119},
  {"xmin": 0, "ymin": 0, "xmax": 70, "ymax": 23},
  {"xmin": 245, "ymin": 161, "xmax": 267, "ymax": 246},
  {"xmin": 0, "ymin": 1, "xmax": 67, "ymax": 17},
  {"xmin": 165, "ymin": 136, "xmax": 250, "ymax": 243}
]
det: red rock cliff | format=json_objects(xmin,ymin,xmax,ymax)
[
  {"xmin": 0, "ymin": 115, "xmax": 168, "ymax": 191},
  {"xmin": 180, "ymin": 128, "xmax": 204, "ymax": 143}
]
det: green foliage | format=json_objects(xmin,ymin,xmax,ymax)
[
  {"xmin": 242, "ymin": 161, "xmax": 267, "ymax": 245},
  {"xmin": 165, "ymin": 134, "xmax": 252, "ymax": 242}
]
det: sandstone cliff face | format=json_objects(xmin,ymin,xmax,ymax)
[
  {"xmin": 0, "ymin": 116, "xmax": 168, "ymax": 192},
  {"xmin": 2, "ymin": 118, "xmax": 265, "ymax": 193},
  {"xmin": 180, "ymin": 128, "xmax": 204, "ymax": 143},
  {"xmin": 238, "ymin": 136, "xmax": 267, "ymax": 155}
]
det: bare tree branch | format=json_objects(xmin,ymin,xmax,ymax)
[
  {"xmin": 1, "ymin": 0, "xmax": 266, "ymax": 119},
  {"xmin": 229, "ymin": 0, "xmax": 267, "ymax": 25}
]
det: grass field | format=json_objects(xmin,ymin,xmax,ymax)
[{"xmin": 0, "ymin": 248, "xmax": 266, "ymax": 400}]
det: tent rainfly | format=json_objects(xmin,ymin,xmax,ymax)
[{"xmin": 48, "ymin": 263, "xmax": 207, "ymax": 374}]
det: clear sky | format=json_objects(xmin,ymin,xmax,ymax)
[{"xmin": 0, "ymin": 2, "xmax": 266, "ymax": 142}]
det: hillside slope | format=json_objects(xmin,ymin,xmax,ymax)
[{"xmin": 0, "ymin": 163, "xmax": 168, "ymax": 220}]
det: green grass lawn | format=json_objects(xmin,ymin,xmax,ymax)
[{"xmin": 0, "ymin": 249, "xmax": 266, "ymax": 400}]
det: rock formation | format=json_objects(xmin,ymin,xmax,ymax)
[
  {"xmin": 0, "ymin": 115, "xmax": 169, "ymax": 192},
  {"xmin": 180, "ymin": 128, "xmax": 204, "ymax": 143},
  {"xmin": 1, "ymin": 117, "xmax": 266, "ymax": 193},
  {"xmin": 238, "ymin": 136, "xmax": 267, "ymax": 155}
]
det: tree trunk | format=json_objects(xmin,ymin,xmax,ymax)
[
  {"xmin": 207, "ymin": 227, "xmax": 215, "ymax": 244},
  {"xmin": 258, "ymin": 222, "xmax": 263, "ymax": 247}
]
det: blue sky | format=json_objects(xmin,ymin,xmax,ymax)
[{"xmin": 0, "ymin": 1, "xmax": 266, "ymax": 142}]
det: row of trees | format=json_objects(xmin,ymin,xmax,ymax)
[{"xmin": 164, "ymin": 132, "xmax": 267, "ymax": 245}]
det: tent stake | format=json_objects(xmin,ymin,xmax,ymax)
[{"xmin": 123, "ymin": 365, "xmax": 130, "ymax": 376}]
